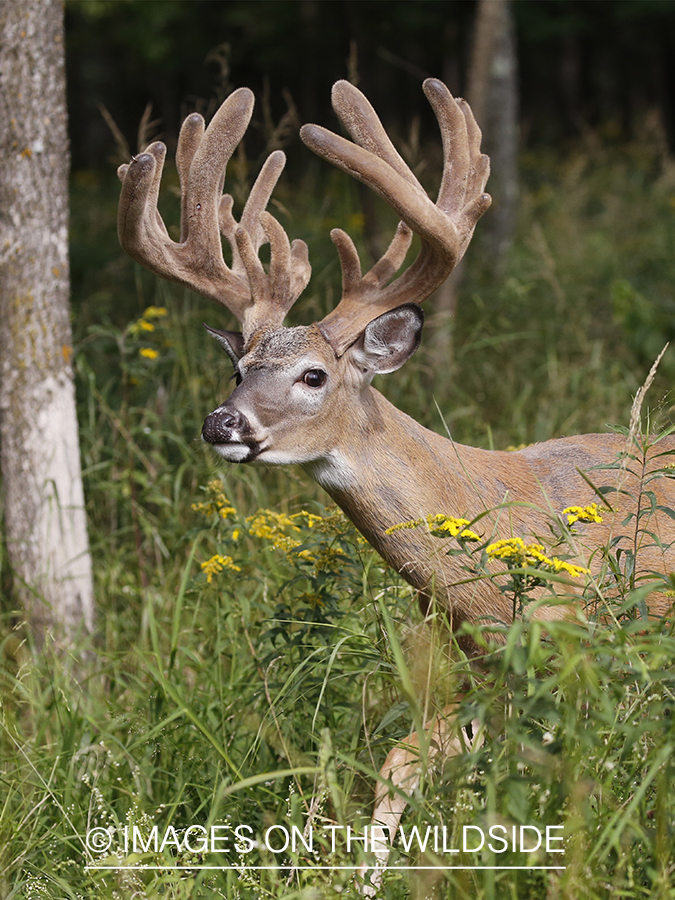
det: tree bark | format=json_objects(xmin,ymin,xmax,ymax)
[
  {"xmin": 468, "ymin": 0, "xmax": 519, "ymax": 265},
  {"xmin": 428, "ymin": 0, "xmax": 519, "ymax": 357},
  {"xmin": 0, "ymin": 0, "xmax": 94, "ymax": 645}
]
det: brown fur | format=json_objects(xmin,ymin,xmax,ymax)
[{"xmin": 305, "ymin": 384, "xmax": 675, "ymax": 624}]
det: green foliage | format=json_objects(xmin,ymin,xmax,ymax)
[{"xmin": 2, "ymin": 466, "xmax": 674, "ymax": 898}]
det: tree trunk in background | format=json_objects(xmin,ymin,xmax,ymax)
[
  {"xmin": 429, "ymin": 0, "xmax": 518, "ymax": 356},
  {"xmin": 0, "ymin": 0, "xmax": 94, "ymax": 646},
  {"xmin": 467, "ymin": 0, "xmax": 519, "ymax": 266}
]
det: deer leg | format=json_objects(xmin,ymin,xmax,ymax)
[{"xmin": 358, "ymin": 705, "xmax": 481, "ymax": 896}]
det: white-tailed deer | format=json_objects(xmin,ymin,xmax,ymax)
[{"xmin": 117, "ymin": 80, "xmax": 675, "ymax": 891}]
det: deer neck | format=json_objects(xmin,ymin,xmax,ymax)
[{"xmin": 302, "ymin": 388, "xmax": 482, "ymax": 592}]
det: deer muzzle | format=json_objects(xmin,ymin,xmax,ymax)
[{"xmin": 201, "ymin": 405, "xmax": 261, "ymax": 462}]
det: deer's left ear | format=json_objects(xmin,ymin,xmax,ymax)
[{"xmin": 350, "ymin": 304, "xmax": 424, "ymax": 375}]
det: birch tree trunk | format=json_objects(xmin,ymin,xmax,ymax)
[{"xmin": 0, "ymin": 0, "xmax": 95, "ymax": 645}]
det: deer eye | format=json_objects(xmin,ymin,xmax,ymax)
[{"xmin": 301, "ymin": 368, "xmax": 327, "ymax": 388}]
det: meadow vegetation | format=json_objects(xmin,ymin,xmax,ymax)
[{"xmin": 1, "ymin": 130, "xmax": 675, "ymax": 898}]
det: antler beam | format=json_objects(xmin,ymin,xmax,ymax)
[
  {"xmin": 117, "ymin": 88, "xmax": 310, "ymax": 342},
  {"xmin": 300, "ymin": 79, "xmax": 491, "ymax": 355}
]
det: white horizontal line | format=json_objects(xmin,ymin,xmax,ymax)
[{"xmin": 86, "ymin": 864, "xmax": 566, "ymax": 872}]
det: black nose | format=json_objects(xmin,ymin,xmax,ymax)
[{"xmin": 201, "ymin": 406, "xmax": 248, "ymax": 444}]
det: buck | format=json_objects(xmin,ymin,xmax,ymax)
[{"xmin": 117, "ymin": 79, "xmax": 675, "ymax": 890}]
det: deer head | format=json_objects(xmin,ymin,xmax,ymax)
[{"xmin": 117, "ymin": 80, "xmax": 491, "ymax": 475}]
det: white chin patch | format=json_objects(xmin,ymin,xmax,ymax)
[
  {"xmin": 256, "ymin": 448, "xmax": 303, "ymax": 465},
  {"xmin": 212, "ymin": 443, "xmax": 253, "ymax": 463},
  {"xmin": 304, "ymin": 451, "xmax": 355, "ymax": 491}
]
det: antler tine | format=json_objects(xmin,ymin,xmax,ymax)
[
  {"xmin": 330, "ymin": 222, "xmax": 413, "ymax": 298},
  {"xmin": 117, "ymin": 89, "xmax": 253, "ymax": 313},
  {"xmin": 117, "ymin": 88, "xmax": 310, "ymax": 341},
  {"xmin": 175, "ymin": 112, "xmax": 205, "ymax": 243},
  {"xmin": 300, "ymin": 79, "xmax": 491, "ymax": 355},
  {"xmin": 222, "ymin": 151, "xmax": 291, "ymax": 278},
  {"xmin": 219, "ymin": 151, "xmax": 311, "ymax": 337},
  {"xmin": 233, "ymin": 211, "xmax": 310, "ymax": 338}
]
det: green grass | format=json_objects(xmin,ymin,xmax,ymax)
[{"xmin": 2, "ymin": 135, "xmax": 675, "ymax": 898}]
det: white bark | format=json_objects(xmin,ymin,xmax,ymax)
[{"xmin": 0, "ymin": 0, "xmax": 94, "ymax": 643}]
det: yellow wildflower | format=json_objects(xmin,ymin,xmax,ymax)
[
  {"xmin": 246, "ymin": 510, "xmax": 301, "ymax": 543},
  {"xmin": 201, "ymin": 554, "xmax": 241, "ymax": 584},
  {"xmin": 290, "ymin": 510, "xmax": 325, "ymax": 529},
  {"xmin": 240, "ymin": 507, "xmax": 356, "ymax": 569},
  {"xmin": 486, "ymin": 537, "xmax": 589, "ymax": 578},
  {"xmin": 191, "ymin": 480, "xmax": 236, "ymax": 519},
  {"xmin": 563, "ymin": 503, "xmax": 603, "ymax": 525},
  {"xmin": 309, "ymin": 544, "xmax": 349, "ymax": 572},
  {"xmin": 128, "ymin": 307, "xmax": 167, "ymax": 338},
  {"xmin": 430, "ymin": 516, "xmax": 481, "ymax": 541},
  {"xmin": 386, "ymin": 513, "xmax": 480, "ymax": 542},
  {"xmin": 243, "ymin": 510, "xmax": 310, "ymax": 562},
  {"xmin": 273, "ymin": 533, "xmax": 304, "ymax": 555},
  {"xmin": 143, "ymin": 306, "xmax": 168, "ymax": 319},
  {"xmin": 487, "ymin": 537, "xmax": 547, "ymax": 566},
  {"xmin": 139, "ymin": 347, "xmax": 159, "ymax": 360},
  {"xmin": 386, "ymin": 517, "xmax": 423, "ymax": 533},
  {"xmin": 548, "ymin": 558, "xmax": 591, "ymax": 578}
]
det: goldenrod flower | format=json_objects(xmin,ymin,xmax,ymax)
[
  {"xmin": 487, "ymin": 537, "xmax": 546, "ymax": 565},
  {"xmin": 563, "ymin": 503, "xmax": 603, "ymax": 525},
  {"xmin": 290, "ymin": 510, "xmax": 324, "ymax": 529},
  {"xmin": 430, "ymin": 516, "xmax": 481, "ymax": 541},
  {"xmin": 191, "ymin": 480, "xmax": 236, "ymax": 519},
  {"xmin": 548, "ymin": 558, "xmax": 591, "ymax": 578},
  {"xmin": 386, "ymin": 513, "xmax": 480, "ymax": 542},
  {"xmin": 246, "ymin": 510, "xmax": 301, "ymax": 542},
  {"xmin": 139, "ymin": 320, "xmax": 155, "ymax": 332},
  {"xmin": 194, "ymin": 501, "xmax": 356, "ymax": 575},
  {"xmin": 385, "ymin": 518, "xmax": 421, "ymax": 533},
  {"xmin": 201, "ymin": 554, "xmax": 241, "ymax": 583},
  {"xmin": 139, "ymin": 347, "xmax": 159, "ymax": 360},
  {"xmin": 143, "ymin": 306, "xmax": 168, "ymax": 319},
  {"xmin": 487, "ymin": 537, "xmax": 589, "ymax": 578}
]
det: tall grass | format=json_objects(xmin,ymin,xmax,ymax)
[{"xmin": 1, "ymin": 134, "xmax": 675, "ymax": 897}]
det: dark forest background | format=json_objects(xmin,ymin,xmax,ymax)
[{"xmin": 66, "ymin": 0, "xmax": 675, "ymax": 168}]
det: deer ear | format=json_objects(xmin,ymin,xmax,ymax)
[
  {"xmin": 350, "ymin": 304, "xmax": 424, "ymax": 375},
  {"xmin": 204, "ymin": 324, "xmax": 245, "ymax": 365}
]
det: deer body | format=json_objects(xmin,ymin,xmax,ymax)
[
  {"xmin": 205, "ymin": 328, "xmax": 674, "ymax": 631},
  {"xmin": 116, "ymin": 79, "xmax": 674, "ymax": 892}
]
